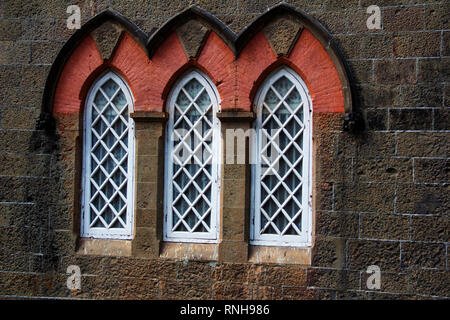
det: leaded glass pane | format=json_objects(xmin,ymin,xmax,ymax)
[
  {"xmin": 87, "ymin": 75, "xmax": 130, "ymax": 231},
  {"xmin": 169, "ymin": 75, "xmax": 215, "ymax": 235},
  {"xmin": 259, "ymin": 74, "xmax": 305, "ymax": 237}
]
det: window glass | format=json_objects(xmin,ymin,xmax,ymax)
[
  {"xmin": 251, "ymin": 67, "xmax": 312, "ymax": 246},
  {"xmin": 81, "ymin": 72, "xmax": 135, "ymax": 239},
  {"xmin": 164, "ymin": 70, "xmax": 221, "ymax": 242}
]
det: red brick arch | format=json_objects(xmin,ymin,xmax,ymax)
[
  {"xmin": 49, "ymin": 4, "xmax": 353, "ymax": 124},
  {"xmin": 53, "ymin": 32, "xmax": 155, "ymax": 116},
  {"xmin": 238, "ymin": 28, "xmax": 345, "ymax": 113}
]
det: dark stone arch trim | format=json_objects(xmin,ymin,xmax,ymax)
[
  {"xmin": 40, "ymin": 9, "xmax": 148, "ymax": 122},
  {"xmin": 146, "ymin": 5, "xmax": 237, "ymax": 58},
  {"xmin": 41, "ymin": 4, "xmax": 360, "ymax": 131},
  {"xmin": 236, "ymin": 3, "xmax": 356, "ymax": 119}
]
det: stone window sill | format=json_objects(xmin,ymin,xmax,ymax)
[
  {"xmin": 159, "ymin": 242, "xmax": 218, "ymax": 261},
  {"xmin": 248, "ymin": 245, "xmax": 311, "ymax": 265},
  {"xmin": 76, "ymin": 238, "xmax": 132, "ymax": 256}
]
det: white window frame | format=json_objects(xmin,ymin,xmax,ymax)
[
  {"xmin": 81, "ymin": 71, "xmax": 135, "ymax": 239},
  {"xmin": 250, "ymin": 67, "xmax": 313, "ymax": 247},
  {"xmin": 163, "ymin": 69, "xmax": 221, "ymax": 243}
]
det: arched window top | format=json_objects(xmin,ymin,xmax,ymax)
[
  {"xmin": 166, "ymin": 69, "xmax": 220, "ymax": 114},
  {"xmin": 87, "ymin": 71, "xmax": 134, "ymax": 112},
  {"xmin": 82, "ymin": 71, "xmax": 135, "ymax": 239},
  {"xmin": 254, "ymin": 67, "xmax": 312, "ymax": 115}
]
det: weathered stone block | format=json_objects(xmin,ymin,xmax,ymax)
[
  {"xmin": 263, "ymin": 15, "xmax": 302, "ymax": 57},
  {"xmin": 0, "ymin": 272, "xmax": 40, "ymax": 296},
  {"xmin": 347, "ymin": 60, "xmax": 373, "ymax": 84},
  {"xmin": 316, "ymin": 212, "xmax": 359, "ymax": 238},
  {"xmin": 418, "ymin": 58, "xmax": 450, "ymax": 83},
  {"xmin": 117, "ymin": 278, "xmax": 160, "ymax": 299},
  {"xmin": 409, "ymin": 270, "xmax": 450, "ymax": 297},
  {"xmin": 0, "ymin": 41, "xmax": 30, "ymax": 64},
  {"xmin": 282, "ymin": 287, "xmax": 318, "ymax": 300},
  {"xmin": 21, "ymin": 19, "xmax": 55, "ymax": 40},
  {"xmin": 411, "ymin": 216, "xmax": 449, "ymax": 242},
  {"xmin": 434, "ymin": 108, "xmax": 450, "ymax": 130},
  {"xmin": 314, "ymin": 182, "xmax": 333, "ymax": 211},
  {"xmin": 397, "ymin": 184, "xmax": 449, "ymax": 216},
  {"xmin": 222, "ymin": 207, "xmax": 247, "ymax": 241},
  {"xmin": 136, "ymin": 182, "xmax": 158, "ymax": 209},
  {"xmin": 360, "ymin": 213, "xmax": 410, "ymax": 240},
  {"xmin": 414, "ymin": 158, "xmax": 449, "ymax": 183},
  {"xmin": 0, "ymin": 65, "xmax": 21, "ymax": 87},
  {"xmin": 176, "ymin": 19, "xmax": 209, "ymax": 59},
  {"xmin": 444, "ymin": 31, "xmax": 450, "ymax": 56},
  {"xmin": 222, "ymin": 178, "xmax": 246, "ymax": 208},
  {"xmin": 362, "ymin": 34, "xmax": 394, "ymax": 58},
  {"xmin": 401, "ymin": 242, "xmax": 446, "ymax": 269},
  {"xmin": 348, "ymin": 240, "xmax": 400, "ymax": 272},
  {"xmin": 397, "ymin": 132, "xmax": 449, "ymax": 157},
  {"xmin": 264, "ymin": 265, "xmax": 307, "ymax": 287},
  {"xmin": 0, "ymin": 249, "xmax": 31, "ymax": 272},
  {"xmin": 334, "ymin": 182, "xmax": 395, "ymax": 213},
  {"xmin": 0, "ymin": 20, "xmax": 21, "ymax": 40},
  {"xmin": 253, "ymin": 285, "xmax": 282, "ymax": 300},
  {"xmin": 213, "ymin": 281, "xmax": 253, "ymax": 299},
  {"xmin": 357, "ymin": 84, "xmax": 400, "ymax": 107},
  {"xmin": 177, "ymin": 260, "xmax": 214, "ymax": 281},
  {"xmin": 307, "ymin": 268, "xmax": 360, "ymax": 290},
  {"xmin": 393, "ymin": 32, "xmax": 440, "ymax": 57},
  {"xmin": 287, "ymin": 0, "xmax": 325, "ymax": 12},
  {"xmin": 374, "ymin": 59, "xmax": 415, "ymax": 84},
  {"xmin": 315, "ymin": 11, "xmax": 348, "ymax": 34},
  {"xmin": 361, "ymin": 271, "xmax": 409, "ymax": 294},
  {"xmin": 220, "ymin": 14, "xmax": 258, "ymax": 33},
  {"xmin": 109, "ymin": 0, "xmax": 151, "ymax": 18},
  {"xmin": 402, "ymin": 84, "xmax": 444, "ymax": 107},
  {"xmin": 215, "ymin": 263, "xmax": 250, "ymax": 283},
  {"xmin": 150, "ymin": 0, "xmax": 191, "ymax": 18},
  {"xmin": 355, "ymin": 157, "xmax": 412, "ymax": 183},
  {"xmin": 239, "ymin": 0, "xmax": 284, "ymax": 13},
  {"xmin": 161, "ymin": 279, "xmax": 211, "ymax": 299},
  {"xmin": 31, "ymin": 41, "xmax": 63, "ymax": 64},
  {"xmin": 364, "ymin": 108, "xmax": 388, "ymax": 130},
  {"xmin": 61, "ymin": 255, "xmax": 104, "ymax": 276},
  {"xmin": 312, "ymin": 237, "xmax": 346, "ymax": 269},
  {"xmin": 0, "ymin": 226, "xmax": 41, "ymax": 253},
  {"xmin": 136, "ymin": 155, "xmax": 159, "ymax": 183},
  {"xmin": 383, "ymin": 6, "xmax": 425, "ymax": 31},
  {"xmin": 132, "ymin": 227, "xmax": 160, "ymax": 258},
  {"xmin": 22, "ymin": 65, "xmax": 51, "ymax": 87},
  {"xmin": 333, "ymin": 35, "xmax": 363, "ymax": 59},
  {"xmin": 424, "ymin": 3, "xmax": 450, "ymax": 30},
  {"xmin": 389, "ymin": 109, "xmax": 432, "ymax": 130},
  {"xmin": 347, "ymin": 132, "xmax": 396, "ymax": 158},
  {"xmin": 91, "ymin": 21, "xmax": 123, "ymax": 61},
  {"xmin": 218, "ymin": 240, "xmax": 248, "ymax": 263},
  {"xmin": 6, "ymin": 88, "xmax": 43, "ymax": 108}
]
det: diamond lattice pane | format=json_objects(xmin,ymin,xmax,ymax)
[
  {"xmin": 170, "ymin": 77, "xmax": 214, "ymax": 234},
  {"xmin": 88, "ymin": 77, "xmax": 129, "ymax": 230},
  {"xmin": 259, "ymin": 75, "xmax": 305, "ymax": 236}
]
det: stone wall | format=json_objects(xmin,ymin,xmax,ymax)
[{"xmin": 0, "ymin": 0, "xmax": 448, "ymax": 299}]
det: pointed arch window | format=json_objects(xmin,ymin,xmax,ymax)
[
  {"xmin": 251, "ymin": 67, "xmax": 312, "ymax": 246},
  {"xmin": 164, "ymin": 70, "xmax": 221, "ymax": 242},
  {"xmin": 81, "ymin": 71, "xmax": 135, "ymax": 239}
]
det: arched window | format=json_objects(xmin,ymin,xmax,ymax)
[
  {"xmin": 164, "ymin": 70, "xmax": 221, "ymax": 242},
  {"xmin": 251, "ymin": 67, "xmax": 312, "ymax": 246},
  {"xmin": 81, "ymin": 71, "xmax": 135, "ymax": 239}
]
